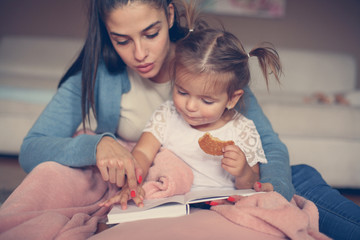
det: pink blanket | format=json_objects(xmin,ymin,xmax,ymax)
[
  {"xmin": 0, "ymin": 147, "xmax": 330, "ymax": 240},
  {"xmin": 0, "ymin": 162, "xmax": 119, "ymax": 240},
  {"xmin": 211, "ymin": 192, "xmax": 330, "ymax": 240}
]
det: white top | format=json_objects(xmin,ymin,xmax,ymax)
[
  {"xmin": 143, "ymin": 100, "xmax": 267, "ymax": 189},
  {"xmin": 117, "ymin": 68, "xmax": 172, "ymax": 141}
]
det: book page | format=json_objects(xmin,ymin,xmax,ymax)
[
  {"xmin": 184, "ymin": 188, "xmax": 258, "ymax": 203},
  {"xmin": 113, "ymin": 194, "xmax": 187, "ymax": 213},
  {"xmin": 110, "ymin": 188, "xmax": 258, "ymax": 214}
]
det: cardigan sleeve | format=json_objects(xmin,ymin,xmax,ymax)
[
  {"xmin": 19, "ymin": 65, "xmax": 129, "ymax": 173},
  {"xmin": 240, "ymin": 86, "xmax": 295, "ymax": 201}
]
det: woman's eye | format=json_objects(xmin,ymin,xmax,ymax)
[
  {"xmin": 146, "ymin": 32, "xmax": 159, "ymax": 39},
  {"xmin": 116, "ymin": 40, "xmax": 129, "ymax": 46}
]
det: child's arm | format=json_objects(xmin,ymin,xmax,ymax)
[
  {"xmin": 132, "ymin": 132, "xmax": 162, "ymax": 180},
  {"xmin": 221, "ymin": 145, "xmax": 260, "ymax": 189}
]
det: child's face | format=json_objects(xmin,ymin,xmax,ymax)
[{"xmin": 173, "ymin": 71, "xmax": 233, "ymax": 131}]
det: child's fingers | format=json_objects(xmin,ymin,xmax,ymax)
[
  {"xmin": 99, "ymin": 194, "xmax": 122, "ymax": 207},
  {"xmin": 222, "ymin": 144, "xmax": 243, "ymax": 154},
  {"xmin": 120, "ymin": 192, "xmax": 131, "ymax": 210}
]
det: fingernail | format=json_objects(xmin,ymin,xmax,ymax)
[
  {"xmin": 227, "ymin": 196, "xmax": 236, "ymax": 202},
  {"xmin": 131, "ymin": 190, "xmax": 136, "ymax": 198},
  {"xmin": 210, "ymin": 201, "xmax": 219, "ymax": 206},
  {"xmin": 138, "ymin": 175, "xmax": 143, "ymax": 184},
  {"xmin": 257, "ymin": 182, "xmax": 262, "ymax": 189}
]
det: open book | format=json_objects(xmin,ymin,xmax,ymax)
[{"xmin": 107, "ymin": 188, "xmax": 260, "ymax": 224}]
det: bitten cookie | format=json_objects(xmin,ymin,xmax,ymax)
[{"xmin": 198, "ymin": 132, "xmax": 234, "ymax": 156}]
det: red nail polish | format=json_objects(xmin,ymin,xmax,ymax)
[
  {"xmin": 257, "ymin": 182, "xmax": 262, "ymax": 189},
  {"xmin": 138, "ymin": 175, "xmax": 143, "ymax": 184},
  {"xmin": 131, "ymin": 190, "xmax": 136, "ymax": 198},
  {"xmin": 205, "ymin": 201, "xmax": 211, "ymax": 205},
  {"xmin": 227, "ymin": 196, "xmax": 236, "ymax": 202},
  {"xmin": 210, "ymin": 201, "xmax": 219, "ymax": 206}
]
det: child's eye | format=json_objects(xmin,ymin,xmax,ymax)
[
  {"xmin": 177, "ymin": 89, "xmax": 187, "ymax": 95},
  {"xmin": 202, "ymin": 99, "xmax": 214, "ymax": 105}
]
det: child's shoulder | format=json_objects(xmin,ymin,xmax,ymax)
[
  {"xmin": 231, "ymin": 111, "xmax": 256, "ymax": 128},
  {"xmin": 155, "ymin": 100, "xmax": 178, "ymax": 116}
]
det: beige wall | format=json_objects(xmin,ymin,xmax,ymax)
[{"xmin": 1, "ymin": 0, "xmax": 359, "ymax": 88}]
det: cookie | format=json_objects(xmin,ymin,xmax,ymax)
[{"xmin": 198, "ymin": 132, "xmax": 234, "ymax": 156}]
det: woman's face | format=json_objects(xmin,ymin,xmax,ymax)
[{"xmin": 106, "ymin": 2, "xmax": 174, "ymax": 82}]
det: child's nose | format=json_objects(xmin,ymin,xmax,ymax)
[{"xmin": 186, "ymin": 98, "xmax": 197, "ymax": 112}]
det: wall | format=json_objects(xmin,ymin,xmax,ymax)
[{"xmin": 0, "ymin": 0, "xmax": 359, "ymax": 88}]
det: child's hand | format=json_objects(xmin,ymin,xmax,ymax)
[
  {"xmin": 99, "ymin": 184, "xmax": 145, "ymax": 210},
  {"xmin": 221, "ymin": 144, "xmax": 248, "ymax": 177}
]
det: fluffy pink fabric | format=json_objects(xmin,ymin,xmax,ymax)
[
  {"xmin": 142, "ymin": 148, "xmax": 194, "ymax": 199},
  {"xmin": 0, "ymin": 162, "xmax": 118, "ymax": 240},
  {"xmin": 211, "ymin": 192, "xmax": 331, "ymax": 240}
]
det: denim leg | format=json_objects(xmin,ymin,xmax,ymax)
[{"xmin": 292, "ymin": 164, "xmax": 360, "ymax": 240}]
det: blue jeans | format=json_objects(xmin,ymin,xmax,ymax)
[{"xmin": 292, "ymin": 164, "xmax": 360, "ymax": 240}]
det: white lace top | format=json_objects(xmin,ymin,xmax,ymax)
[{"xmin": 143, "ymin": 100, "xmax": 267, "ymax": 189}]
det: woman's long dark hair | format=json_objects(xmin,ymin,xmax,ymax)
[{"xmin": 58, "ymin": 0, "xmax": 187, "ymax": 129}]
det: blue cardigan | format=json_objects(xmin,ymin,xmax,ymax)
[{"xmin": 19, "ymin": 62, "xmax": 295, "ymax": 200}]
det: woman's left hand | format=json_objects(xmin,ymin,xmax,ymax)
[{"xmin": 208, "ymin": 181, "xmax": 274, "ymax": 206}]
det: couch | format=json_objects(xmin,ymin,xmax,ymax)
[{"xmin": 0, "ymin": 35, "xmax": 359, "ymax": 188}]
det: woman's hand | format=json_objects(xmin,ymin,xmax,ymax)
[
  {"xmin": 99, "ymin": 184, "xmax": 145, "ymax": 210},
  {"xmin": 207, "ymin": 181, "xmax": 274, "ymax": 206},
  {"xmin": 96, "ymin": 136, "xmax": 142, "ymax": 193},
  {"xmin": 253, "ymin": 181, "xmax": 274, "ymax": 192}
]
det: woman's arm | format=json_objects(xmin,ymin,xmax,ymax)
[
  {"xmin": 240, "ymin": 86, "xmax": 295, "ymax": 201},
  {"xmin": 19, "ymin": 73, "xmax": 116, "ymax": 173}
]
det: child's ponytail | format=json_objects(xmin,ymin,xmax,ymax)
[
  {"xmin": 177, "ymin": 0, "xmax": 209, "ymax": 36},
  {"xmin": 249, "ymin": 43, "xmax": 282, "ymax": 90}
]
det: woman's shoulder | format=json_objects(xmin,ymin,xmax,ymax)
[{"xmin": 95, "ymin": 63, "xmax": 131, "ymax": 93}]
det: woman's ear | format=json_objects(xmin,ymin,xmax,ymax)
[
  {"xmin": 168, "ymin": 3, "xmax": 175, "ymax": 28},
  {"xmin": 227, "ymin": 89, "xmax": 244, "ymax": 109}
]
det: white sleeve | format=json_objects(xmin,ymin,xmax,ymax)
[
  {"xmin": 235, "ymin": 117, "xmax": 267, "ymax": 167},
  {"xmin": 142, "ymin": 101, "xmax": 171, "ymax": 144}
]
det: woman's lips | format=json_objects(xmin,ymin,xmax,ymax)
[{"xmin": 136, "ymin": 63, "xmax": 154, "ymax": 74}]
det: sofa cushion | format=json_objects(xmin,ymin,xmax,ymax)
[
  {"xmin": 259, "ymin": 102, "xmax": 360, "ymax": 140},
  {"xmin": 249, "ymin": 48, "xmax": 356, "ymax": 94}
]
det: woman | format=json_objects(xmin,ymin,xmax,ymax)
[{"xmin": 16, "ymin": 0, "xmax": 360, "ymax": 239}]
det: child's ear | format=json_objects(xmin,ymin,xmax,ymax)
[{"xmin": 227, "ymin": 89, "xmax": 244, "ymax": 109}]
